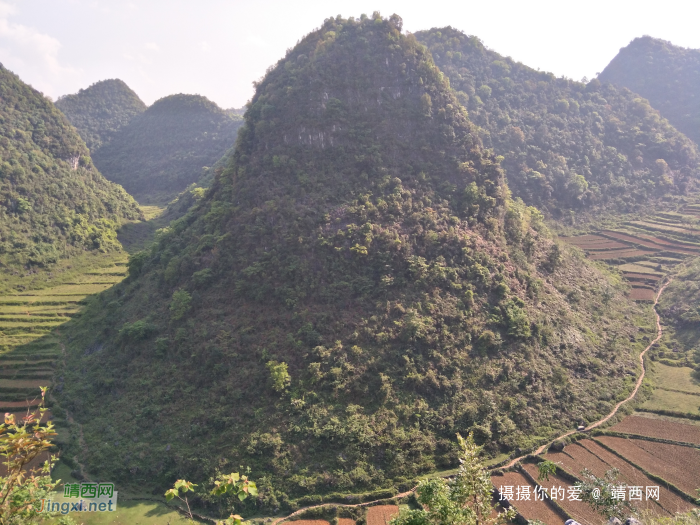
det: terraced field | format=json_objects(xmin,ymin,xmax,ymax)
[
  {"xmin": 0, "ymin": 253, "xmax": 127, "ymax": 417},
  {"xmin": 561, "ymin": 205, "xmax": 700, "ymax": 302}
]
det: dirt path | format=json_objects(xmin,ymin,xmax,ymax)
[
  {"xmin": 502, "ymin": 278, "xmax": 672, "ymax": 468},
  {"xmin": 268, "ymin": 281, "xmax": 673, "ymax": 524}
]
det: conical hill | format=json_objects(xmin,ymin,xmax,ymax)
[
  {"xmin": 55, "ymin": 78, "xmax": 146, "ymax": 151},
  {"xmin": 56, "ymin": 14, "xmax": 646, "ymax": 503}
]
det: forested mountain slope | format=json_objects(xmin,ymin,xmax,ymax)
[
  {"xmin": 0, "ymin": 64, "xmax": 141, "ymax": 268},
  {"xmin": 55, "ymin": 79, "xmax": 146, "ymax": 151},
  {"xmin": 416, "ymin": 28, "xmax": 700, "ymax": 219},
  {"xmin": 599, "ymin": 36, "xmax": 700, "ymax": 146},
  {"xmin": 91, "ymin": 94, "xmax": 244, "ymax": 202},
  {"xmin": 56, "ymin": 14, "xmax": 646, "ymax": 505}
]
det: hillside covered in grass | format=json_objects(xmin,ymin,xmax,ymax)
[
  {"xmin": 600, "ymin": 37, "xmax": 700, "ymax": 146},
  {"xmin": 55, "ymin": 79, "xmax": 147, "ymax": 151},
  {"xmin": 415, "ymin": 28, "xmax": 700, "ymax": 220},
  {"xmin": 91, "ymin": 94, "xmax": 244, "ymax": 202},
  {"xmin": 56, "ymin": 14, "xmax": 648, "ymax": 509},
  {"xmin": 0, "ymin": 64, "xmax": 141, "ymax": 269}
]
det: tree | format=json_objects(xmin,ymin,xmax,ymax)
[
  {"xmin": 0, "ymin": 388, "xmax": 75, "ymax": 524},
  {"xmin": 574, "ymin": 468, "xmax": 634, "ymax": 520},
  {"xmin": 266, "ymin": 361, "xmax": 291, "ymax": 392},
  {"xmin": 391, "ymin": 433, "xmax": 515, "ymax": 525},
  {"xmin": 165, "ymin": 472, "xmax": 258, "ymax": 525},
  {"xmin": 536, "ymin": 460, "xmax": 558, "ymax": 482},
  {"xmin": 170, "ymin": 289, "xmax": 192, "ymax": 321}
]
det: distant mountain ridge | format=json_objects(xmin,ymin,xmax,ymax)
[
  {"xmin": 55, "ymin": 79, "xmax": 146, "ymax": 151},
  {"xmin": 56, "ymin": 14, "xmax": 644, "ymax": 505},
  {"xmin": 416, "ymin": 28, "xmax": 700, "ymax": 220},
  {"xmin": 599, "ymin": 36, "xmax": 700, "ymax": 146},
  {"xmin": 0, "ymin": 65, "xmax": 141, "ymax": 268},
  {"xmin": 91, "ymin": 93, "xmax": 243, "ymax": 203}
]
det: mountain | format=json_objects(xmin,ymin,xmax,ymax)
[
  {"xmin": 0, "ymin": 64, "xmax": 141, "ymax": 268},
  {"xmin": 599, "ymin": 36, "xmax": 700, "ymax": 146},
  {"xmin": 55, "ymin": 14, "xmax": 646, "ymax": 505},
  {"xmin": 55, "ymin": 79, "xmax": 146, "ymax": 151},
  {"xmin": 416, "ymin": 28, "xmax": 700, "ymax": 220},
  {"xmin": 91, "ymin": 94, "xmax": 244, "ymax": 203}
]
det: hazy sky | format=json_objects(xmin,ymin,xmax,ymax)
[{"xmin": 3, "ymin": 0, "xmax": 699, "ymax": 109}]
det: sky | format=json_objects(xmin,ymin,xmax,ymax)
[{"xmin": 2, "ymin": 0, "xmax": 699, "ymax": 109}]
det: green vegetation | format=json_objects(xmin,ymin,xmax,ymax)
[
  {"xmin": 574, "ymin": 468, "xmax": 635, "ymax": 520},
  {"xmin": 91, "ymin": 94, "xmax": 244, "ymax": 203},
  {"xmin": 600, "ymin": 36, "xmax": 700, "ymax": 146},
  {"xmin": 55, "ymin": 79, "xmax": 146, "ymax": 151},
  {"xmin": 657, "ymin": 259, "xmax": 700, "ymax": 375},
  {"xmin": 0, "ymin": 389, "xmax": 75, "ymax": 524},
  {"xmin": 415, "ymin": 28, "xmax": 700, "ymax": 220},
  {"xmin": 390, "ymin": 433, "xmax": 515, "ymax": 525},
  {"xmin": 0, "ymin": 65, "xmax": 141, "ymax": 270},
  {"xmin": 52, "ymin": 14, "xmax": 652, "ymax": 513}
]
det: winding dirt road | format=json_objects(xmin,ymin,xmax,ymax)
[
  {"xmin": 500, "ymin": 278, "xmax": 672, "ymax": 468},
  {"xmin": 232, "ymin": 282, "xmax": 673, "ymax": 525}
]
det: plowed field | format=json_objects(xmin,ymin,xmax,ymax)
[
  {"xmin": 366, "ymin": 506, "xmax": 399, "ymax": 525},
  {"xmin": 544, "ymin": 440, "xmax": 693, "ymax": 517},
  {"xmin": 596, "ymin": 435, "xmax": 700, "ymax": 496},
  {"xmin": 491, "ymin": 471, "xmax": 562, "ymax": 525},
  {"xmin": 520, "ymin": 464, "xmax": 601, "ymax": 525},
  {"xmin": 630, "ymin": 288, "xmax": 656, "ymax": 301},
  {"xmin": 589, "ymin": 250, "xmax": 656, "ymax": 260},
  {"xmin": 610, "ymin": 415, "xmax": 700, "ymax": 444}
]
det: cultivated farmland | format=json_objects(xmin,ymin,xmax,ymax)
[
  {"xmin": 561, "ymin": 207, "xmax": 700, "ymax": 302},
  {"xmin": 596, "ymin": 435, "xmax": 700, "ymax": 497},
  {"xmin": 492, "ymin": 471, "xmax": 563, "ymax": 525},
  {"xmin": 610, "ymin": 414, "xmax": 700, "ymax": 444},
  {"xmin": 365, "ymin": 505, "xmax": 399, "ymax": 525}
]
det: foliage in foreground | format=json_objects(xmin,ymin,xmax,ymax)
[
  {"xmin": 574, "ymin": 467, "xmax": 634, "ymax": 520},
  {"xmin": 391, "ymin": 433, "xmax": 515, "ymax": 525},
  {"xmin": 0, "ymin": 388, "xmax": 74, "ymax": 524},
  {"xmin": 165, "ymin": 471, "xmax": 257, "ymax": 525}
]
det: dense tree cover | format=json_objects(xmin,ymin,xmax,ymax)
[
  {"xmin": 91, "ymin": 94, "xmax": 244, "ymax": 202},
  {"xmin": 55, "ymin": 79, "xmax": 146, "ymax": 151},
  {"xmin": 56, "ymin": 14, "xmax": 646, "ymax": 508},
  {"xmin": 0, "ymin": 65, "xmax": 141, "ymax": 268},
  {"xmin": 600, "ymin": 36, "xmax": 700, "ymax": 146},
  {"xmin": 416, "ymin": 28, "xmax": 700, "ymax": 219},
  {"xmin": 657, "ymin": 260, "xmax": 700, "ymax": 375}
]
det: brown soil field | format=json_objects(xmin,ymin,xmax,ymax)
[
  {"xmin": 520, "ymin": 464, "xmax": 602, "ymax": 525},
  {"xmin": 610, "ymin": 415, "xmax": 700, "ymax": 444},
  {"xmin": 338, "ymin": 519, "xmax": 355, "ymax": 525},
  {"xmin": 602, "ymin": 231, "xmax": 700, "ymax": 253},
  {"xmin": 579, "ymin": 440, "xmax": 693, "ymax": 515},
  {"xmin": 623, "ymin": 273, "xmax": 662, "ymax": 281},
  {"xmin": 589, "ymin": 250, "xmax": 656, "ymax": 260},
  {"xmin": 0, "ymin": 399, "xmax": 41, "ymax": 408},
  {"xmin": 289, "ymin": 521, "xmax": 330, "ymax": 525},
  {"xmin": 630, "ymin": 288, "xmax": 657, "ymax": 301},
  {"xmin": 366, "ymin": 505, "xmax": 399, "ymax": 525},
  {"xmin": 596, "ymin": 436, "xmax": 700, "ymax": 496},
  {"xmin": 491, "ymin": 471, "xmax": 563, "ymax": 525}
]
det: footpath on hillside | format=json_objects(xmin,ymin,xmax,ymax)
[{"xmin": 268, "ymin": 280, "xmax": 675, "ymax": 525}]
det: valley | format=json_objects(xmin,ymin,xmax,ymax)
[{"xmin": 1, "ymin": 9, "xmax": 700, "ymax": 525}]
